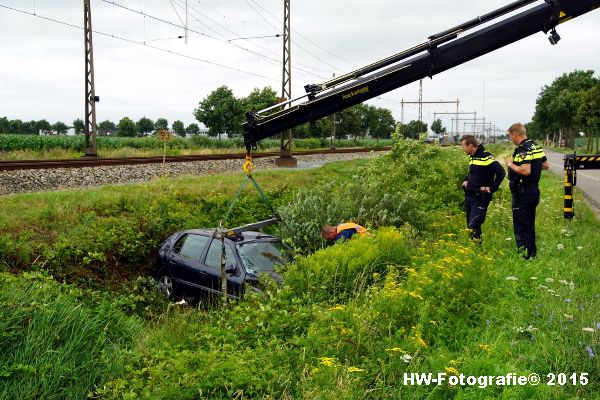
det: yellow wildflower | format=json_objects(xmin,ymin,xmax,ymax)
[
  {"xmin": 328, "ymin": 305, "xmax": 345, "ymax": 311},
  {"xmin": 318, "ymin": 357, "xmax": 335, "ymax": 367},
  {"xmin": 385, "ymin": 347, "xmax": 405, "ymax": 353},
  {"xmin": 445, "ymin": 367, "xmax": 459, "ymax": 375},
  {"xmin": 347, "ymin": 367, "xmax": 364, "ymax": 373},
  {"xmin": 479, "ymin": 344, "xmax": 491, "ymax": 352},
  {"xmin": 415, "ymin": 336, "xmax": 428, "ymax": 348},
  {"xmin": 408, "ymin": 291, "xmax": 424, "ymax": 301}
]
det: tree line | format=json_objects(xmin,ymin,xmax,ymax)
[
  {"xmin": 194, "ymin": 85, "xmax": 400, "ymax": 141},
  {"xmin": 528, "ymin": 69, "xmax": 600, "ymax": 152},
  {"xmin": 2, "ymin": 85, "xmax": 433, "ymax": 141},
  {"xmin": 0, "ymin": 116, "xmax": 200, "ymax": 138}
]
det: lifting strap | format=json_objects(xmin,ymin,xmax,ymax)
[
  {"xmin": 215, "ymin": 151, "xmax": 277, "ymax": 302},
  {"xmin": 221, "ymin": 151, "xmax": 275, "ymax": 226}
]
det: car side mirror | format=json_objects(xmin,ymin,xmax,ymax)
[{"xmin": 225, "ymin": 264, "xmax": 237, "ymax": 274}]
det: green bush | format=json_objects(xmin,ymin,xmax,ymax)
[
  {"xmin": 278, "ymin": 140, "xmax": 465, "ymax": 252},
  {"xmin": 282, "ymin": 226, "xmax": 417, "ymax": 303}
]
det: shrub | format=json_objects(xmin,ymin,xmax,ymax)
[{"xmin": 278, "ymin": 140, "xmax": 465, "ymax": 252}]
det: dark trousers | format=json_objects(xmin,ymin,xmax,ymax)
[
  {"xmin": 465, "ymin": 193, "xmax": 491, "ymax": 240},
  {"xmin": 511, "ymin": 186, "xmax": 540, "ymax": 259}
]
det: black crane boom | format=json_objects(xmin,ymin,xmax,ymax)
[{"xmin": 243, "ymin": 0, "xmax": 600, "ymax": 151}]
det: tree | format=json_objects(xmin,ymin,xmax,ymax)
[
  {"xmin": 194, "ymin": 86, "xmax": 243, "ymax": 139},
  {"xmin": 98, "ymin": 120, "xmax": 116, "ymax": 136},
  {"xmin": 73, "ymin": 118, "xmax": 84, "ymax": 135},
  {"xmin": 0, "ymin": 117, "xmax": 9, "ymax": 134},
  {"xmin": 172, "ymin": 120, "xmax": 186, "ymax": 137},
  {"xmin": 336, "ymin": 106, "xmax": 362, "ymax": 139},
  {"xmin": 400, "ymin": 120, "xmax": 428, "ymax": 139},
  {"xmin": 241, "ymin": 87, "xmax": 278, "ymax": 113},
  {"xmin": 21, "ymin": 120, "xmax": 37, "ymax": 135},
  {"xmin": 186, "ymin": 123, "xmax": 200, "ymax": 136},
  {"xmin": 532, "ymin": 70, "xmax": 598, "ymax": 148},
  {"xmin": 361, "ymin": 105, "xmax": 395, "ymax": 142},
  {"xmin": 136, "ymin": 117, "xmax": 155, "ymax": 136},
  {"xmin": 35, "ymin": 119, "xmax": 52, "ymax": 135},
  {"xmin": 576, "ymin": 82, "xmax": 600, "ymax": 153},
  {"xmin": 117, "ymin": 117, "xmax": 137, "ymax": 137},
  {"xmin": 9, "ymin": 119, "xmax": 23, "ymax": 134},
  {"xmin": 431, "ymin": 118, "xmax": 446, "ymax": 135},
  {"xmin": 52, "ymin": 121, "xmax": 69, "ymax": 135},
  {"xmin": 154, "ymin": 118, "xmax": 169, "ymax": 133}
]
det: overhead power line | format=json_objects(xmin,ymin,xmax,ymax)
[
  {"xmin": 245, "ymin": 0, "xmax": 355, "ymax": 66},
  {"xmin": 103, "ymin": 0, "xmax": 329, "ymax": 79},
  {"xmin": 244, "ymin": 0, "xmax": 346, "ymax": 72},
  {"xmin": 178, "ymin": 0, "xmax": 332, "ymax": 76},
  {"xmin": 0, "ymin": 3, "xmax": 279, "ymax": 82}
]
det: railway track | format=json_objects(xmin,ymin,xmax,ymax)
[{"xmin": 0, "ymin": 147, "xmax": 391, "ymax": 171}]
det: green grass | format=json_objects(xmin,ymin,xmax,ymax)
[
  {"xmin": 1, "ymin": 141, "xmax": 598, "ymax": 399},
  {"xmin": 0, "ymin": 273, "xmax": 142, "ymax": 400},
  {"xmin": 92, "ymin": 169, "xmax": 600, "ymax": 398},
  {"xmin": 93, "ymin": 146, "xmax": 599, "ymax": 399},
  {"xmin": 0, "ymin": 158, "xmax": 375, "ymax": 286}
]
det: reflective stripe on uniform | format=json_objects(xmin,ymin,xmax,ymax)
[
  {"xmin": 528, "ymin": 147, "xmax": 546, "ymax": 160},
  {"xmin": 470, "ymin": 157, "xmax": 495, "ymax": 166}
]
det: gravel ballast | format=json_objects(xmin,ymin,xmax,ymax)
[{"xmin": 0, "ymin": 152, "xmax": 385, "ymax": 195}]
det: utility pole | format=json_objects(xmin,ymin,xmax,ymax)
[
  {"xmin": 418, "ymin": 79, "xmax": 423, "ymax": 124},
  {"xmin": 456, "ymin": 98, "xmax": 459, "ymax": 135},
  {"xmin": 276, "ymin": 0, "xmax": 297, "ymax": 167},
  {"xmin": 84, "ymin": 0, "xmax": 98, "ymax": 157},
  {"xmin": 400, "ymin": 99, "xmax": 459, "ymax": 138}
]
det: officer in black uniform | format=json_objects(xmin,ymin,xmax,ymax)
[
  {"xmin": 504, "ymin": 123, "xmax": 549, "ymax": 259},
  {"xmin": 460, "ymin": 135, "xmax": 505, "ymax": 241}
]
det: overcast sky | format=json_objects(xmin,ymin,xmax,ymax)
[{"xmin": 1, "ymin": 0, "xmax": 599, "ymax": 135}]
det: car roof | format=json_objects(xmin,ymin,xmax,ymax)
[{"xmin": 180, "ymin": 229, "xmax": 280, "ymax": 244}]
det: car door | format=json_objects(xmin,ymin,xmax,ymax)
[
  {"xmin": 202, "ymin": 239, "xmax": 243, "ymax": 297},
  {"xmin": 168, "ymin": 233, "xmax": 210, "ymax": 291}
]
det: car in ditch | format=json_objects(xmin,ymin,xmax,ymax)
[{"xmin": 155, "ymin": 229, "xmax": 290, "ymax": 301}]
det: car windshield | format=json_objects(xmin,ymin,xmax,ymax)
[{"xmin": 236, "ymin": 241, "xmax": 290, "ymax": 272}]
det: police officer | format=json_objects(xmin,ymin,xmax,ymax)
[
  {"xmin": 321, "ymin": 222, "xmax": 369, "ymax": 241},
  {"xmin": 504, "ymin": 123, "xmax": 549, "ymax": 259},
  {"xmin": 460, "ymin": 135, "xmax": 505, "ymax": 241}
]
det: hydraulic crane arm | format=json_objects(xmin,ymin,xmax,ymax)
[{"xmin": 243, "ymin": 0, "xmax": 600, "ymax": 151}]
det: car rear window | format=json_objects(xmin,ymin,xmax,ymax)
[{"xmin": 236, "ymin": 241, "xmax": 290, "ymax": 272}]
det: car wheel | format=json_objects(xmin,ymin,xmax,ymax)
[{"xmin": 157, "ymin": 274, "xmax": 176, "ymax": 299}]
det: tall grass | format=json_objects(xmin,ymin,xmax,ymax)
[
  {"xmin": 93, "ymin": 144, "xmax": 599, "ymax": 399},
  {"xmin": 0, "ymin": 273, "xmax": 141, "ymax": 400},
  {"xmin": 1, "ymin": 141, "xmax": 598, "ymax": 398}
]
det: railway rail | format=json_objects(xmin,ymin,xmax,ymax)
[{"xmin": 0, "ymin": 146, "xmax": 391, "ymax": 171}]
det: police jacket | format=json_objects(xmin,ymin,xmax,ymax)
[
  {"xmin": 508, "ymin": 138, "xmax": 547, "ymax": 186},
  {"xmin": 465, "ymin": 144, "xmax": 505, "ymax": 194}
]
